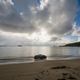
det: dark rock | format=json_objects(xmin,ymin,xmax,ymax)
[
  {"xmin": 35, "ymin": 78, "xmax": 39, "ymax": 80},
  {"xmin": 34, "ymin": 54, "xmax": 47, "ymax": 60}
]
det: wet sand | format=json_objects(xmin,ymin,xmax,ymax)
[{"xmin": 0, "ymin": 59, "xmax": 80, "ymax": 80}]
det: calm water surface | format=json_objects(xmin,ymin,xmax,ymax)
[{"xmin": 0, "ymin": 46, "xmax": 80, "ymax": 63}]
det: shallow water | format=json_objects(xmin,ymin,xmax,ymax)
[{"xmin": 0, "ymin": 46, "xmax": 80, "ymax": 63}]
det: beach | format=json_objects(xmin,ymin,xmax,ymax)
[{"xmin": 0, "ymin": 59, "xmax": 80, "ymax": 80}]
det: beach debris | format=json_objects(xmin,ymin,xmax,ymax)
[{"xmin": 50, "ymin": 66, "xmax": 68, "ymax": 69}]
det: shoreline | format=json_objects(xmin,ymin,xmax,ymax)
[{"xmin": 0, "ymin": 56, "xmax": 80, "ymax": 65}]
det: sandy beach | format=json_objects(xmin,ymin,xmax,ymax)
[{"xmin": 0, "ymin": 59, "xmax": 80, "ymax": 80}]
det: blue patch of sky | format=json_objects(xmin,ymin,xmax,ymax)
[
  {"xmin": 35, "ymin": 0, "xmax": 41, "ymax": 6},
  {"xmin": 12, "ymin": 0, "xmax": 25, "ymax": 13},
  {"xmin": 12, "ymin": 0, "xmax": 35, "ymax": 12},
  {"xmin": 12, "ymin": 0, "xmax": 40, "ymax": 14},
  {"xmin": 75, "ymin": 0, "xmax": 80, "ymax": 27},
  {"xmin": 77, "ymin": 0, "xmax": 80, "ymax": 7},
  {"xmin": 35, "ymin": 0, "xmax": 40, "ymax": 4}
]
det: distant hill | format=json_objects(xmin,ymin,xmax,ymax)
[{"xmin": 64, "ymin": 42, "xmax": 80, "ymax": 47}]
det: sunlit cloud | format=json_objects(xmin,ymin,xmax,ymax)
[
  {"xmin": 0, "ymin": 28, "xmax": 51, "ymax": 45},
  {"xmin": 29, "ymin": 28, "xmax": 51, "ymax": 42},
  {"xmin": 71, "ymin": 23, "xmax": 80, "ymax": 36},
  {"xmin": 37, "ymin": 0, "xmax": 49, "ymax": 10}
]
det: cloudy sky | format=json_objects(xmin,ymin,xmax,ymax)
[{"xmin": 0, "ymin": 0, "xmax": 80, "ymax": 45}]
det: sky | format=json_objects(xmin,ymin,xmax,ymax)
[{"xmin": 0, "ymin": 0, "xmax": 80, "ymax": 46}]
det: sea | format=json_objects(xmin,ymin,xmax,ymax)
[{"xmin": 0, "ymin": 46, "xmax": 80, "ymax": 64}]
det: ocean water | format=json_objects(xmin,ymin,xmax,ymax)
[{"xmin": 0, "ymin": 46, "xmax": 80, "ymax": 63}]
